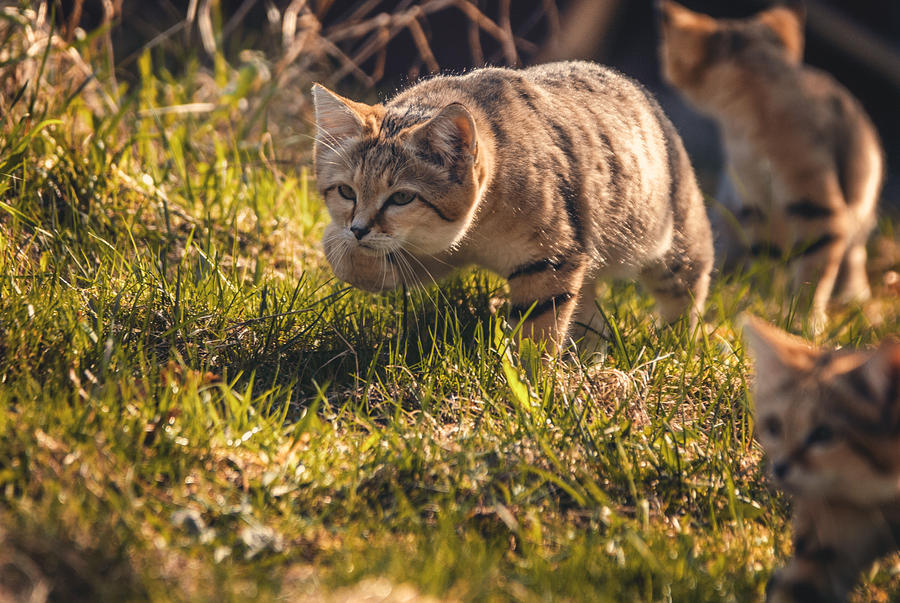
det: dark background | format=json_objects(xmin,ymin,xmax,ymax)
[{"xmin": 60, "ymin": 0, "xmax": 900, "ymax": 205}]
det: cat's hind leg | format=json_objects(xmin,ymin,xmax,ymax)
[
  {"xmin": 786, "ymin": 207, "xmax": 849, "ymax": 332},
  {"xmin": 834, "ymin": 241, "xmax": 871, "ymax": 304}
]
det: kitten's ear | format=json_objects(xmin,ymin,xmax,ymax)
[
  {"xmin": 312, "ymin": 83, "xmax": 370, "ymax": 144},
  {"xmin": 657, "ymin": 0, "xmax": 717, "ymax": 34},
  {"xmin": 740, "ymin": 314, "xmax": 819, "ymax": 378},
  {"xmin": 844, "ymin": 340, "xmax": 900, "ymax": 414},
  {"xmin": 408, "ymin": 103, "xmax": 478, "ymax": 164},
  {"xmin": 756, "ymin": 4, "xmax": 805, "ymax": 63}
]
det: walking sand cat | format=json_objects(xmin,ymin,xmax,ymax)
[
  {"xmin": 658, "ymin": 2, "xmax": 884, "ymax": 329},
  {"xmin": 313, "ymin": 61, "xmax": 714, "ymax": 351},
  {"xmin": 743, "ymin": 315, "xmax": 900, "ymax": 602}
]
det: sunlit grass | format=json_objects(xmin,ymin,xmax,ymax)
[{"xmin": 0, "ymin": 18, "xmax": 898, "ymax": 602}]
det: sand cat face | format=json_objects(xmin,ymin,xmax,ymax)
[
  {"xmin": 657, "ymin": 1, "xmax": 805, "ymax": 113},
  {"xmin": 313, "ymin": 84, "xmax": 482, "ymax": 292},
  {"xmin": 743, "ymin": 316, "xmax": 900, "ymax": 505}
]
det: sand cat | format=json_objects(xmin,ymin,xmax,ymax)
[
  {"xmin": 313, "ymin": 61, "xmax": 714, "ymax": 352},
  {"xmin": 658, "ymin": 2, "xmax": 884, "ymax": 329},
  {"xmin": 743, "ymin": 315, "xmax": 900, "ymax": 602}
]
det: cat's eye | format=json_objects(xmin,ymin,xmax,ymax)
[
  {"xmin": 387, "ymin": 191, "xmax": 416, "ymax": 206},
  {"xmin": 806, "ymin": 424, "xmax": 835, "ymax": 446},
  {"xmin": 337, "ymin": 185, "xmax": 356, "ymax": 201},
  {"xmin": 761, "ymin": 416, "xmax": 782, "ymax": 438}
]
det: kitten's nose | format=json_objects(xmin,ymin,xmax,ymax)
[
  {"xmin": 773, "ymin": 461, "xmax": 789, "ymax": 480},
  {"xmin": 350, "ymin": 224, "xmax": 370, "ymax": 240}
]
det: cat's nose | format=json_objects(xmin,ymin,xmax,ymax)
[
  {"xmin": 773, "ymin": 461, "xmax": 789, "ymax": 480},
  {"xmin": 350, "ymin": 224, "xmax": 370, "ymax": 240}
]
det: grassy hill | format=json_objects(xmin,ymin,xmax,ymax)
[{"xmin": 1, "ymin": 7, "xmax": 899, "ymax": 601}]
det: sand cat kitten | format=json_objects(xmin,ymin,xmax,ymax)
[
  {"xmin": 313, "ymin": 61, "xmax": 714, "ymax": 351},
  {"xmin": 743, "ymin": 315, "xmax": 900, "ymax": 602},
  {"xmin": 659, "ymin": 2, "xmax": 884, "ymax": 329}
]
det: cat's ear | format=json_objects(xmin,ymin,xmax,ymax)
[
  {"xmin": 741, "ymin": 314, "xmax": 819, "ymax": 379},
  {"xmin": 312, "ymin": 84, "xmax": 371, "ymax": 144},
  {"xmin": 756, "ymin": 4, "xmax": 805, "ymax": 63},
  {"xmin": 843, "ymin": 340, "xmax": 900, "ymax": 417},
  {"xmin": 408, "ymin": 103, "xmax": 478, "ymax": 165},
  {"xmin": 657, "ymin": 0, "xmax": 717, "ymax": 34}
]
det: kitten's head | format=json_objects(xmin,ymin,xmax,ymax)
[
  {"xmin": 742, "ymin": 315, "xmax": 900, "ymax": 504},
  {"xmin": 657, "ymin": 1, "xmax": 805, "ymax": 112},
  {"xmin": 312, "ymin": 84, "xmax": 485, "ymax": 292}
]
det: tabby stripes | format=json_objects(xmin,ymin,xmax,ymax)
[
  {"xmin": 791, "ymin": 233, "xmax": 837, "ymax": 259},
  {"xmin": 507, "ymin": 257, "xmax": 568, "ymax": 281},
  {"xmin": 511, "ymin": 292, "xmax": 574, "ymax": 320},
  {"xmin": 786, "ymin": 199, "xmax": 834, "ymax": 219}
]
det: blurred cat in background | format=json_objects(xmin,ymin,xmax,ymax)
[
  {"xmin": 659, "ymin": 1, "xmax": 884, "ymax": 330},
  {"xmin": 313, "ymin": 61, "xmax": 713, "ymax": 352},
  {"xmin": 743, "ymin": 315, "xmax": 900, "ymax": 602}
]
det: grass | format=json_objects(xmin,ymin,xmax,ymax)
[{"xmin": 1, "ymin": 12, "xmax": 899, "ymax": 602}]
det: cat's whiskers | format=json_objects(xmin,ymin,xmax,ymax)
[
  {"xmin": 394, "ymin": 248, "xmax": 451, "ymax": 310},
  {"xmin": 325, "ymin": 232, "xmax": 353, "ymax": 276},
  {"xmin": 398, "ymin": 240, "xmax": 454, "ymax": 270},
  {"xmin": 386, "ymin": 249, "xmax": 411, "ymax": 288},
  {"xmin": 394, "ymin": 248, "xmax": 438, "ymax": 288},
  {"xmin": 379, "ymin": 248, "xmax": 391, "ymax": 292},
  {"xmin": 394, "ymin": 254, "xmax": 429, "ymax": 344},
  {"xmin": 309, "ymin": 131, "xmax": 352, "ymax": 168},
  {"xmin": 387, "ymin": 250, "xmax": 437, "ymax": 340}
]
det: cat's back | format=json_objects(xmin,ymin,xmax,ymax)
[
  {"xmin": 388, "ymin": 60, "xmax": 691, "ymax": 211},
  {"xmin": 388, "ymin": 61, "xmax": 663, "ymax": 139},
  {"xmin": 520, "ymin": 60, "xmax": 645, "ymax": 105},
  {"xmin": 769, "ymin": 64, "xmax": 884, "ymax": 210},
  {"xmin": 796, "ymin": 66, "xmax": 881, "ymax": 150}
]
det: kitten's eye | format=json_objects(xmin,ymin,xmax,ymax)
[
  {"xmin": 761, "ymin": 416, "xmax": 782, "ymax": 438},
  {"xmin": 337, "ymin": 185, "xmax": 356, "ymax": 201},
  {"xmin": 806, "ymin": 425, "xmax": 835, "ymax": 446},
  {"xmin": 387, "ymin": 191, "xmax": 416, "ymax": 206}
]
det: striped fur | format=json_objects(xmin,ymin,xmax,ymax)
[
  {"xmin": 743, "ymin": 315, "xmax": 900, "ymax": 602},
  {"xmin": 659, "ymin": 2, "xmax": 884, "ymax": 330},
  {"xmin": 313, "ymin": 61, "xmax": 714, "ymax": 351}
]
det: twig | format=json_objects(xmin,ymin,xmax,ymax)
[
  {"xmin": 497, "ymin": 0, "xmax": 518, "ymax": 66},
  {"xmin": 339, "ymin": 0, "xmax": 383, "ymax": 28},
  {"xmin": 468, "ymin": 18, "xmax": 483, "ymax": 66},
  {"xmin": 117, "ymin": 21, "xmax": 187, "ymax": 70},
  {"xmin": 282, "ymin": 0, "xmax": 309, "ymax": 47},
  {"xmin": 451, "ymin": 0, "xmax": 514, "ymax": 54},
  {"xmin": 101, "ymin": 0, "xmax": 119, "ymax": 103},
  {"xmin": 406, "ymin": 9, "xmax": 439, "ymax": 74},
  {"xmin": 65, "ymin": 0, "xmax": 85, "ymax": 42},
  {"xmin": 197, "ymin": 0, "xmax": 216, "ymax": 55},
  {"xmin": 317, "ymin": 36, "xmax": 376, "ymax": 88},
  {"xmin": 542, "ymin": 0, "xmax": 561, "ymax": 43},
  {"xmin": 185, "ymin": 0, "xmax": 199, "ymax": 44},
  {"xmin": 223, "ymin": 0, "xmax": 260, "ymax": 38},
  {"xmin": 274, "ymin": 13, "xmax": 322, "ymax": 78},
  {"xmin": 371, "ymin": 33, "xmax": 389, "ymax": 82}
]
